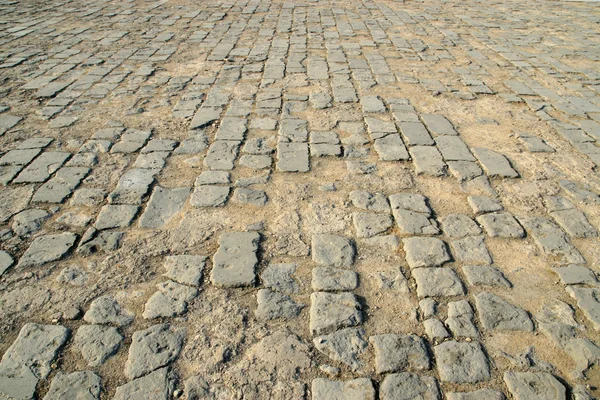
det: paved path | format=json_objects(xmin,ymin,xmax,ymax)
[{"xmin": 0, "ymin": 0, "xmax": 599, "ymax": 398}]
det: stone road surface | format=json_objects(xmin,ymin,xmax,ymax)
[{"xmin": 0, "ymin": 0, "xmax": 599, "ymax": 398}]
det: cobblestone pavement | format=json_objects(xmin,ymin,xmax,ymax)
[{"xmin": 0, "ymin": 0, "xmax": 600, "ymax": 398}]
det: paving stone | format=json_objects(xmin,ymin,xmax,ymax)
[
  {"xmin": 412, "ymin": 267, "xmax": 465, "ymax": 297},
  {"xmin": 424, "ymin": 319, "xmax": 450, "ymax": 340},
  {"xmin": 314, "ymin": 328, "xmax": 367, "ymax": 371},
  {"xmin": 451, "ymin": 236, "xmax": 492, "ymax": 265},
  {"xmin": 95, "ymin": 204, "xmax": 138, "ymax": 230},
  {"xmin": 125, "ymin": 324, "xmax": 184, "ymax": 379},
  {"xmin": 476, "ymin": 213, "xmax": 524, "ymax": 238},
  {"xmin": 448, "ymin": 161, "xmax": 484, "ymax": 181},
  {"xmin": 32, "ymin": 167, "xmax": 90, "ymax": 203},
  {"xmin": 370, "ymin": 334, "xmax": 430, "ymax": 374},
  {"xmin": 279, "ymin": 119, "xmax": 308, "ymax": 142},
  {"xmin": 311, "ymin": 378, "xmax": 375, "ymax": 400},
  {"xmin": 365, "ymin": 117, "xmax": 397, "ymax": 139},
  {"xmin": 109, "ymin": 168, "xmax": 157, "ymax": 205},
  {"xmin": 211, "ymin": 231, "xmax": 260, "ymax": 288},
  {"xmin": 475, "ymin": 292, "xmax": 533, "ymax": 331},
  {"xmin": 74, "ymin": 325, "xmax": 123, "ymax": 367},
  {"xmin": 0, "ymin": 148, "xmax": 41, "ymax": 166},
  {"xmin": 139, "ymin": 186, "xmax": 190, "ymax": 228},
  {"xmin": 442, "ymin": 214, "xmax": 482, "ymax": 237},
  {"xmin": 215, "ymin": 117, "xmax": 247, "ymax": 140},
  {"xmin": 0, "ymin": 250, "xmax": 14, "ymax": 276},
  {"xmin": 446, "ymin": 389, "xmax": 506, "ymax": 400},
  {"xmin": 446, "ymin": 300, "xmax": 479, "ymax": 337},
  {"xmin": 434, "ymin": 341, "xmax": 490, "ymax": 383},
  {"xmin": 352, "ymin": 212, "xmax": 392, "ymax": 238},
  {"xmin": 114, "ymin": 367, "xmax": 171, "ymax": 400},
  {"xmin": 361, "ymin": 96, "xmax": 386, "ymax": 113},
  {"xmin": 261, "ymin": 263, "xmax": 299, "ymax": 294},
  {"xmin": 421, "ymin": 114, "xmax": 458, "ymax": 136},
  {"xmin": 164, "ymin": 255, "xmax": 206, "ymax": 286},
  {"xmin": 239, "ymin": 154, "xmax": 272, "ymax": 169},
  {"xmin": 312, "ymin": 234, "xmax": 355, "ymax": 267},
  {"xmin": 379, "ymin": 373, "xmax": 441, "ymax": 400},
  {"xmin": 373, "ymin": 134, "xmax": 410, "ymax": 161},
  {"xmin": 311, "ymin": 143, "xmax": 342, "ymax": 157},
  {"xmin": 0, "ymin": 323, "xmax": 69, "ymax": 400},
  {"xmin": 133, "ymin": 152, "xmax": 169, "ymax": 169},
  {"xmin": 462, "ymin": 265, "xmax": 511, "ymax": 287},
  {"xmin": 190, "ymin": 185, "xmax": 230, "ymax": 207},
  {"xmin": 312, "ymin": 267, "xmax": 358, "ymax": 291},
  {"xmin": 255, "ymin": 288, "xmax": 303, "ymax": 320},
  {"xmin": 43, "ymin": 371, "xmax": 101, "ymax": 400},
  {"xmin": 403, "ymin": 237, "xmax": 451, "ymax": 268},
  {"xmin": 518, "ymin": 134, "xmax": 555, "ymax": 153},
  {"xmin": 552, "ymin": 264, "xmax": 599, "ymax": 286},
  {"xmin": 467, "ymin": 196, "xmax": 503, "ymax": 214},
  {"xmin": 83, "ymin": 296, "xmax": 134, "ymax": 326},
  {"xmin": 231, "ymin": 188, "xmax": 268, "ymax": 206},
  {"xmin": 17, "ymin": 232, "xmax": 77, "ymax": 268},
  {"xmin": 204, "ymin": 140, "xmax": 241, "ymax": 170},
  {"xmin": 243, "ymin": 138, "xmax": 273, "ymax": 155},
  {"xmin": 436, "ymin": 136, "xmax": 475, "ymax": 161},
  {"xmin": 503, "ymin": 371, "xmax": 566, "ymax": 400},
  {"xmin": 310, "ymin": 93, "xmax": 332, "ymax": 109},
  {"xmin": 410, "ymin": 146, "xmax": 447, "ymax": 176},
  {"xmin": 399, "ymin": 122, "xmax": 434, "ymax": 146},
  {"xmin": 566, "ymin": 286, "xmax": 600, "ymax": 330},
  {"xmin": 473, "ymin": 148, "xmax": 519, "ymax": 178},
  {"xmin": 12, "ymin": 151, "xmax": 70, "ymax": 183},
  {"xmin": 332, "ymin": 86, "xmax": 358, "ymax": 103},
  {"xmin": 310, "ymin": 292, "xmax": 362, "ymax": 335},
  {"xmin": 195, "ymin": 171, "xmax": 230, "ymax": 186},
  {"xmin": 276, "ymin": 142, "xmax": 309, "ymax": 172},
  {"xmin": 143, "ymin": 280, "xmax": 198, "ymax": 319},
  {"xmin": 520, "ymin": 216, "xmax": 585, "ymax": 264},
  {"xmin": 12, "ymin": 209, "xmax": 50, "ymax": 237},
  {"xmin": 349, "ymin": 191, "xmax": 390, "ymax": 212},
  {"xmin": 550, "ymin": 208, "xmax": 598, "ymax": 238}
]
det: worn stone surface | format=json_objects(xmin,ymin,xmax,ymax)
[
  {"xmin": 370, "ymin": 334, "xmax": 430, "ymax": 374},
  {"xmin": 74, "ymin": 325, "xmax": 122, "ymax": 367},
  {"xmin": 312, "ymin": 378, "xmax": 375, "ymax": 400},
  {"xmin": 43, "ymin": 371, "xmax": 101, "ymax": 400},
  {"xmin": 139, "ymin": 186, "xmax": 190, "ymax": 228},
  {"xmin": 312, "ymin": 234, "xmax": 355, "ymax": 267},
  {"xmin": 314, "ymin": 328, "xmax": 367, "ymax": 371},
  {"xmin": 312, "ymin": 267, "xmax": 358, "ymax": 291},
  {"xmin": 434, "ymin": 341, "xmax": 491, "ymax": 383},
  {"xmin": 83, "ymin": 296, "xmax": 134, "ymax": 326},
  {"xmin": 125, "ymin": 324, "xmax": 184, "ymax": 379},
  {"xmin": 211, "ymin": 231, "xmax": 260, "ymax": 287},
  {"xmin": 504, "ymin": 371, "xmax": 566, "ymax": 400},
  {"xmin": 255, "ymin": 288, "xmax": 303, "ymax": 320},
  {"xmin": 379, "ymin": 373, "xmax": 441, "ymax": 400},
  {"xmin": 163, "ymin": 255, "xmax": 206, "ymax": 286},
  {"xmin": 17, "ymin": 232, "xmax": 77, "ymax": 268},
  {"xmin": 403, "ymin": 237, "xmax": 451, "ymax": 269},
  {"xmin": 413, "ymin": 267, "xmax": 465, "ymax": 297},
  {"xmin": 475, "ymin": 292, "xmax": 533, "ymax": 332},
  {"xmin": 310, "ymin": 292, "xmax": 362, "ymax": 335},
  {"xmin": 477, "ymin": 213, "xmax": 524, "ymax": 238},
  {"xmin": 114, "ymin": 368, "xmax": 171, "ymax": 400},
  {"xmin": 143, "ymin": 280, "xmax": 198, "ymax": 319},
  {"xmin": 451, "ymin": 236, "xmax": 493, "ymax": 265}
]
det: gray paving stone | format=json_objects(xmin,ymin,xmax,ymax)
[
  {"xmin": 310, "ymin": 93, "xmax": 332, "ymax": 109},
  {"xmin": 403, "ymin": 237, "xmax": 451, "ymax": 269},
  {"xmin": 83, "ymin": 296, "xmax": 134, "ymax": 326},
  {"xmin": 261, "ymin": 263, "xmax": 299, "ymax": 294},
  {"xmin": 424, "ymin": 318, "xmax": 450, "ymax": 341},
  {"xmin": 255, "ymin": 288, "xmax": 303, "ymax": 320},
  {"xmin": 239, "ymin": 154, "xmax": 272, "ymax": 169},
  {"xmin": 520, "ymin": 216, "xmax": 585, "ymax": 264},
  {"xmin": 446, "ymin": 389, "xmax": 506, "ymax": 400},
  {"xmin": 518, "ymin": 134, "xmax": 555, "ymax": 152},
  {"xmin": 204, "ymin": 140, "xmax": 241, "ymax": 170},
  {"xmin": 332, "ymin": 86, "xmax": 358, "ymax": 103},
  {"xmin": 503, "ymin": 371, "xmax": 566, "ymax": 400},
  {"xmin": 370, "ymin": 334, "xmax": 430, "ymax": 374},
  {"xmin": 0, "ymin": 323, "xmax": 69, "ymax": 400},
  {"xmin": 17, "ymin": 232, "xmax": 77, "ymax": 268},
  {"xmin": 365, "ymin": 117, "xmax": 397, "ymax": 139},
  {"xmin": 95, "ymin": 204, "xmax": 138, "ymax": 230},
  {"xmin": 462, "ymin": 265, "xmax": 511, "ymax": 287},
  {"xmin": 74, "ymin": 325, "xmax": 122, "ymax": 367},
  {"xmin": 434, "ymin": 341, "xmax": 490, "ymax": 383},
  {"xmin": 0, "ymin": 250, "xmax": 14, "ymax": 276},
  {"xmin": 276, "ymin": 142, "xmax": 309, "ymax": 172},
  {"xmin": 0, "ymin": 148, "xmax": 41, "ymax": 166},
  {"xmin": 476, "ymin": 213, "xmax": 525, "ymax": 238},
  {"xmin": 143, "ymin": 280, "xmax": 198, "ymax": 319},
  {"xmin": 410, "ymin": 146, "xmax": 447, "ymax": 176},
  {"xmin": 215, "ymin": 117, "xmax": 247, "ymax": 141},
  {"xmin": 0, "ymin": 165, "xmax": 21, "ymax": 185},
  {"xmin": 399, "ymin": 122, "xmax": 434, "ymax": 146},
  {"xmin": 421, "ymin": 114, "xmax": 458, "ymax": 136},
  {"xmin": 446, "ymin": 300, "xmax": 479, "ymax": 338},
  {"xmin": 451, "ymin": 236, "xmax": 492, "ymax": 265},
  {"xmin": 353, "ymin": 212, "xmax": 392, "ymax": 238},
  {"xmin": 448, "ymin": 161, "xmax": 483, "ymax": 181},
  {"xmin": 552, "ymin": 264, "xmax": 599, "ymax": 286},
  {"xmin": 16, "ymin": 138, "xmax": 53, "ymax": 150},
  {"xmin": 139, "ymin": 186, "xmax": 190, "ymax": 228},
  {"xmin": 12, "ymin": 151, "xmax": 70, "ymax": 183},
  {"xmin": 436, "ymin": 136, "xmax": 475, "ymax": 161},
  {"xmin": 393, "ymin": 209, "xmax": 440, "ymax": 235},
  {"xmin": 379, "ymin": 373, "xmax": 441, "ymax": 400},
  {"xmin": 311, "ymin": 143, "xmax": 342, "ymax": 157},
  {"xmin": 279, "ymin": 119, "xmax": 308, "ymax": 142},
  {"xmin": 311, "ymin": 378, "xmax": 375, "ymax": 400},
  {"xmin": 475, "ymin": 292, "xmax": 533, "ymax": 331},
  {"xmin": 114, "ymin": 367, "xmax": 171, "ymax": 400},
  {"xmin": 312, "ymin": 267, "xmax": 358, "ymax": 291},
  {"xmin": 374, "ymin": 134, "xmax": 410, "ymax": 161},
  {"xmin": 43, "ymin": 371, "xmax": 101, "ymax": 400},
  {"xmin": 150, "ymin": 251, "xmax": 198, "ymax": 288},
  {"xmin": 211, "ymin": 231, "xmax": 260, "ymax": 288},
  {"xmin": 566, "ymin": 286, "xmax": 600, "ymax": 330},
  {"xmin": 349, "ymin": 191, "xmax": 390, "ymax": 212},
  {"xmin": 473, "ymin": 148, "xmax": 519, "ymax": 178},
  {"xmin": 314, "ymin": 328, "xmax": 367, "ymax": 371},
  {"xmin": 12, "ymin": 209, "xmax": 49, "ymax": 237},
  {"xmin": 125, "ymin": 324, "xmax": 184, "ymax": 379},
  {"xmin": 442, "ymin": 214, "xmax": 481, "ymax": 237},
  {"xmin": 231, "ymin": 188, "xmax": 268, "ymax": 206},
  {"xmin": 312, "ymin": 234, "xmax": 355, "ymax": 267},
  {"xmin": 467, "ymin": 196, "xmax": 503, "ymax": 214},
  {"xmin": 133, "ymin": 152, "xmax": 169, "ymax": 169},
  {"xmin": 550, "ymin": 208, "xmax": 598, "ymax": 238},
  {"xmin": 413, "ymin": 267, "xmax": 465, "ymax": 297},
  {"xmin": 194, "ymin": 171, "xmax": 230, "ymax": 186},
  {"xmin": 32, "ymin": 167, "xmax": 90, "ymax": 203},
  {"xmin": 559, "ymin": 180, "xmax": 600, "ymax": 204},
  {"xmin": 361, "ymin": 96, "xmax": 386, "ymax": 113},
  {"xmin": 243, "ymin": 138, "xmax": 273, "ymax": 155},
  {"xmin": 190, "ymin": 185, "xmax": 230, "ymax": 207},
  {"xmin": 109, "ymin": 168, "xmax": 157, "ymax": 205},
  {"xmin": 310, "ymin": 292, "xmax": 362, "ymax": 335}
]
